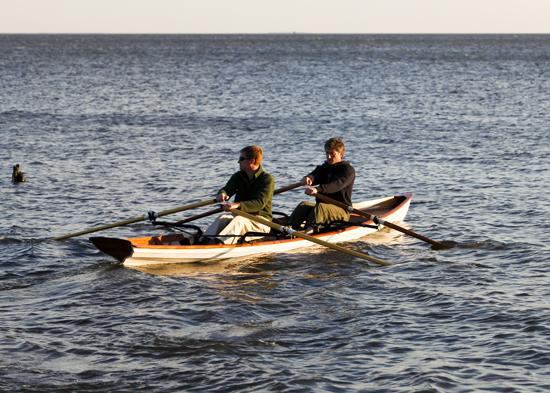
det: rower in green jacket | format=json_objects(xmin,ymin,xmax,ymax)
[{"xmin": 203, "ymin": 145, "xmax": 275, "ymax": 244}]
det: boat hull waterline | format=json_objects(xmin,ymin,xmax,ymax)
[{"xmin": 91, "ymin": 194, "xmax": 412, "ymax": 267}]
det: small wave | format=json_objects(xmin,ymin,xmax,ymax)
[{"xmin": 454, "ymin": 239, "xmax": 528, "ymax": 251}]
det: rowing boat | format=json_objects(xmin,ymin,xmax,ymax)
[
  {"xmin": 91, "ymin": 193, "xmax": 412, "ymax": 267},
  {"xmin": 91, "ymin": 194, "xmax": 412, "ymax": 266}
]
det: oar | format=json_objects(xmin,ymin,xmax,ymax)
[
  {"xmin": 52, "ymin": 198, "xmax": 218, "ymax": 241},
  {"xmin": 232, "ymin": 209, "xmax": 391, "ymax": 266},
  {"xmin": 175, "ymin": 181, "xmax": 303, "ymax": 225},
  {"xmin": 175, "ymin": 207, "xmax": 224, "ymax": 225},
  {"xmin": 273, "ymin": 181, "xmax": 304, "ymax": 194},
  {"xmin": 313, "ymin": 193, "xmax": 454, "ymax": 250},
  {"xmin": 54, "ymin": 182, "xmax": 304, "ymax": 240}
]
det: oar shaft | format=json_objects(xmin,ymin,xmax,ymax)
[
  {"xmin": 53, "ymin": 198, "xmax": 216, "ymax": 241},
  {"xmin": 372, "ymin": 217, "xmax": 442, "ymax": 247},
  {"xmin": 54, "ymin": 182, "xmax": 304, "ymax": 241},
  {"xmin": 313, "ymin": 193, "xmax": 445, "ymax": 248},
  {"xmin": 176, "ymin": 207, "xmax": 223, "ymax": 225},
  {"xmin": 155, "ymin": 199, "xmax": 217, "ymax": 217},
  {"xmin": 176, "ymin": 181, "xmax": 303, "ymax": 225},
  {"xmin": 53, "ymin": 216, "xmax": 146, "ymax": 241},
  {"xmin": 232, "ymin": 209, "xmax": 390, "ymax": 266}
]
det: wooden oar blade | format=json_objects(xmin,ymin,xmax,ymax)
[
  {"xmin": 430, "ymin": 240, "xmax": 457, "ymax": 250},
  {"xmin": 313, "ymin": 192, "xmax": 449, "ymax": 250}
]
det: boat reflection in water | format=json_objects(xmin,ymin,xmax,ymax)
[{"xmin": 127, "ymin": 256, "xmax": 267, "ymax": 277}]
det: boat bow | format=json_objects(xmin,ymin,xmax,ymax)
[{"xmin": 90, "ymin": 236, "xmax": 134, "ymax": 263}]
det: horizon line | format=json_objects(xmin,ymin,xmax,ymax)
[{"xmin": 2, "ymin": 32, "xmax": 549, "ymax": 35}]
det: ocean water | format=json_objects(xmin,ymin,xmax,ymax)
[{"xmin": 1, "ymin": 34, "xmax": 549, "ymax": 392}]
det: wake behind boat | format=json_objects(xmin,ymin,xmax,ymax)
[{"xmin": 91, "ymin": 193, "xmax": 412, "ymax": 267}]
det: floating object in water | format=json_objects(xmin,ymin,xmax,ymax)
[{"xmin": 12, "ymin": 164, "xmax": 27, "ymax": 183}]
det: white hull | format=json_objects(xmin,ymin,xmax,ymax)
[{"xmin": 120, "ymin": 194, "xmax": 411, "ymax": 267}]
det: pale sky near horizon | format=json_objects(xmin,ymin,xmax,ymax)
[{"xmin": 1, "ymin": 0, "xmax": 549, "ymax": 34}]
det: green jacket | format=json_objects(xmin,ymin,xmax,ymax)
[{"xmin": 219, "ymin": 166, "xmax": 274, "ymax": 220}]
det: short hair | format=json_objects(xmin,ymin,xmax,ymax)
[
  {"xmin": 324, "ymin": 137, "xmax": 345, "ymax": 154},
  {"xmin": 241, "ymin": 145, "xmax": 263, "ymax": 165}
]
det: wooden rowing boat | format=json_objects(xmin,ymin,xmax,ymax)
[{"xmin": 91, "ymin": 193, "xmax": 412, "ymax": 267}]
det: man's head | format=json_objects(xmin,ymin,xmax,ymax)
[
  {"xmin": 324, "ymin": 137, "xmax": 345, "ymax": 165},
  {"xmin": 239, "ymin": 145, "xmax": 263, "ymax": 172}
]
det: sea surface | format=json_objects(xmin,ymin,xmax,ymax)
[{"xmin": 1, "ymin": 34, "xmax": 549, "ymax": 392}]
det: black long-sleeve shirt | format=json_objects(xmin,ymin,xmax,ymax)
[{"xmin": 308, "ymin": 161, "xmax": 355, "ymax": 206}]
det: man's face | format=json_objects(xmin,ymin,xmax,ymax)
[
  {"xmin": 238, "ymin": 154, "xmax": 254, "ymax": 171},
  {"xmin": 325, "ymin": 149, "xmax": 343, "ymax": 165}
]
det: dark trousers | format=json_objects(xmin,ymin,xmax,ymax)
[{"xmin": 289, "ymin": 201, "xmax": 350, "ymax": 229}]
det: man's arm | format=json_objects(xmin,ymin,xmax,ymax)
[
  {"xmin": 217, "ymin": 172, "xmax": 240, "ymax": 201},
  {"xmin": 316, "ymin": 165, "xmax": 355, "ymax": 194}
]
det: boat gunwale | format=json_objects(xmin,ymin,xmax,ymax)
[{"xmin": 129, "ymin": 193, "xmax": 412, "ymax": 250}]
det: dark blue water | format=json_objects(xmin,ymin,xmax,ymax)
[{"xmin": 1, "ymin": 34, "xmax": 549, "ymax": 392}]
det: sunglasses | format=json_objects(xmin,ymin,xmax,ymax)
[{"xmin": 238, "ymin": 156, "xmax": 250, "ymax": 162}]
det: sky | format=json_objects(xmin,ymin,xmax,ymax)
[{"xmin": 1, "ymin": 0, "xmax": 549, "ymax": 34}]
